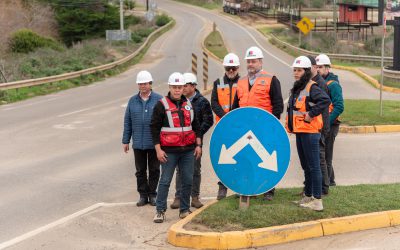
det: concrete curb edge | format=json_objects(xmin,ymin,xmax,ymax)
[{"xmin": 168, "ymin": 201, "xmax": 400, "ymax": 249}]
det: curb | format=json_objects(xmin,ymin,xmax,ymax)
[
  {"xmin": 168, "ymin": 201, "xmax": 400, "ymax": 249},
  {"xmin": 340, "ymin": 125, "xmax": 400, "ymax": 133}
]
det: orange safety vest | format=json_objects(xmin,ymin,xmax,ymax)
[
  {"xmin": 326, "ymin": 80, "xmax": 340, "ymax": 121},
  {"xmin": 236, "ymin": 70, "xmax": 273, "ymax": 113},
  {"xmin": 286, "ymin": 81, "xmax": 323, "ymax": 134},
  {"xmin": 215, "ymin": 77, "xmax": 237, "ymax": 123},
  {"xmin": 159, "ymin": 97, "xmax": 196, "ymax": 147}
]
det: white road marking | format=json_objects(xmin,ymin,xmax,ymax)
[
  {"xmin": 2, "ymin": 98, "xmax": 58, "ymax": 111},
  {"xmin": 0, "ymin": 197, "xmax": 218, "ymax": 249}
]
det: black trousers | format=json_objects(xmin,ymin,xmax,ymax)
[
  {"xmin": 319, "ymin": 133, "xmax": 330, "ymax": 194},
  {"xmin": 325, "ymin": 123, "xmax": 340, "ymax": 185},
  {"xmin": 133, "ymin": 149, "xmax": 160, "ymax": 198}
]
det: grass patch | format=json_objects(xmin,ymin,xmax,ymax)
[
  {"xmin": 373, "ymin": 75, "xmax": 400, "ymax": 89},
  {"xmin": 340, "ymin": 99, "xmax": 400, "ymax": 126},
  {"xmin": 191, "ymin": 183, "xmax": 400, "ymax": 231},
  {"xmin": 205, "ymin": 30, "xmax": 228, "ymax": 60},
  {"xmin": 0, "ymin": 20, "xmax": 175, "ymax": 104},
  {"xmin": 173, "ymin": 0, "xmax": 221, "ymax": 10}
]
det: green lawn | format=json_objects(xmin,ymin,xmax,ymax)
[
  {"xmin": 340, "ymin": 99, "xmax": 400, "ymax": 126},
  {"xmin": 173, "ymin": 0, "xmax": 221, "ymax": 9},
  {"xmin": 204, "ymin": 30, "xmax": 228, "ymax": 60},
  {"xmin": 190, "ymin": 183, "xmax": 400, "ymax": 232},
  {"xmin": 373, "ymin": 75, "xmax": 400, "ymax": 89}
]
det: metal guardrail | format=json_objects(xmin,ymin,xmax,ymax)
[
  {"xmin": 0, "ymin": 21, "xmax": 174, "ymax": 91},
  {"xmin": 268, "ymin": 33, "xmax": 392, "ymax": 63}
]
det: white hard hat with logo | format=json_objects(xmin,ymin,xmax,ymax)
[
  {"xmin": 183, "ymin": 72, "xmax": 197, "ymax": 85},
  {"xmin": 244, "ymin": 46, "xmax": 264, "ymax": 59},
  {"xmin": 316, "ymin": 54, "xmax": 331, "ymax": 65},
  {"xmin": 223, "ymin": 53, "xmax": 240, "ymax": 66},
  {"xmin": 292, "ymin": 56, "xmax": 312, "ymax": 68},
  {"xmin": 136, "ymin": 70, "xmax": 153, "ymax": 84},
  {"xmin": 168, "ymin": 72, "xmax": 185, "ymax": 85}
]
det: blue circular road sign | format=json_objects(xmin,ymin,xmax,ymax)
[{"xmin": 210, "ymin": 107, "xmax": 291, "ymax": 195}]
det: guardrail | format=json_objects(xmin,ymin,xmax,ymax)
[
  {"xmin": 268, "ymin": 33, "xmax": 392, "ymax": 63},
  {"xmin": 0, "ymin": 20, "xmax": 174, "ymax": 91}
]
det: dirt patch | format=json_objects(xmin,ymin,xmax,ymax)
[{"xmin": 184, "ymin": 221, "xmax": 244, "ymax": 232}]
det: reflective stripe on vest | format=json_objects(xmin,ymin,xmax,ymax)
[
  {"xmin": 216, "ymin": 77, "xmax": 237, "ymax": 123},
  {"xmin": 285, "ymin": 81, "xmax": 323, "ymax": 133},
  {"xmin": 236, "ymin": 70, "xmax": 273, "ymax": 113},
  {"xmin": 159, "ymin": 97, "xmax": 196, "ymax": 146}
]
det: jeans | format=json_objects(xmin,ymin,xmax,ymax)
[
  {"xmin": 156, "ymin": 150, "xmax": 194, "ymax": 212},
  {"xmin": 296, "ymin": 133, "xmax": 322, "ymax": 199},
  {"xmin": 175, "ymin": 157, "xmax": 201, "ymax": 198},
  {"xmin": 319, "ymin": 134, "xmax": 330, "ymax": 194},
  {"xmin": 325, "ymin": 123, "xmax": 340, "ymax": 185},
  {"xmin": 133, "ymin": 149, "xmax": 160, "ymax": 198}
]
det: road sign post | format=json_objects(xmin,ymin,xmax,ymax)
[
  {"xmin": 202, "ymin": 51, "xmax": 209, "ymax": 90},
  {"xmin": 210, "ymin": 107, "xmax": 291, "ymax": 207}
]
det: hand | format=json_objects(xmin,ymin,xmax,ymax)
[
  {"xmin": 156, "ymin": 149, "xmax": 168, "ymax": 163},
  {"xmin": 194, "ymin": 146, "xmax": 202, "ymax": 160},
  {"xmin": 304, "ymin": 113, "xmax": 312, "ymax": 123},
  {"xmin": 123, "ymin": 144, "xmax": 129, "ymax": 153}
]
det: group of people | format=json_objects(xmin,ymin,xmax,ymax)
[{"xmin": 122, "ymin": 45, "xmax": 344, "ymax": 224}]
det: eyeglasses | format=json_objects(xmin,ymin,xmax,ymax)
[{"xmin": 225, "ymin": 66, "xmax": 238, "ymax": 72}]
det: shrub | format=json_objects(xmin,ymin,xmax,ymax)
[
  {"xmin": 9, "ymin": 29, "xmax": 63, "ymax": 53},
  {"xmin": 131, "ymin": 33, "xmax": 142, "ymax": 43},
  {"xmin": 155, "ymin": 14, "xmax": 170, "ymax": 27},
  {"xmin": 135, "ymin": 28, "xmax": 154, "ymax": 38}
]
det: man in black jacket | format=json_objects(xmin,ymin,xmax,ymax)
[{"xmin": 170, "ymin": 73, "xmax": 214, "ymax": 209}]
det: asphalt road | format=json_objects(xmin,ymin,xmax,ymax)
[{"xmin": 1, "ymin": 0, "xmax": 400, "ymax": 249}]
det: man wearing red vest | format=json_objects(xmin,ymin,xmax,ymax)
[
  {"xmin": 211, "ymin": 52, "xmax": 241, "ymax": 200},
  {"xmin": 232, "ymin": 46, "xmax": 284, "ymax": 201},
  {"xmin": 151, "ymin": 72, "xmax": 202, "ymax": 223}
]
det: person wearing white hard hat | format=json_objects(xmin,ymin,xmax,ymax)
[
  {"xmin": 169, "ymin": 73, "xmax": 213, "ymax": 209},
  {"xmin": 286, "ymin": 56, "xmax": 330, "ymax": 211},
  {"xmin": 210, "ymin": 52, "xmax": 241, "ymax": 200},
  {"xmin": 122, "ymin": 70, "xmax": 163, "ymax": 207},
  {"xmin": 316, "ymin": 54, "xmax": 344, "ymax": 187},
  {"xmin": 232, "ymin": 46, "xmax": 284, "ymax": 201},
  {"xmin": 151, "ymin": 72, "xmax": 202, "ymax": 223}
]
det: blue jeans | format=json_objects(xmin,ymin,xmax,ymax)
[
  {"xmin": 296, "ymin": 133, "xmax": 322, "ymax": 199},
  {"xmin": 156, "ymin": 150, "xmax": 194, "ymax": 212}
]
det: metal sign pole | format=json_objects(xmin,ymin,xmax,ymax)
[
  {"xmin": 239, "ymin": 196, "xmax": 250, "ymax": 210},
  {"xmin": 380, "ymin": 26, "xmax": 385, "ymax": 116}
]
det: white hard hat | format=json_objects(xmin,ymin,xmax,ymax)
[
  {"xmin": 183, "ymin": 72, "xmax": 197, "ymax": 85},
  {"xmin": 244, "ymin": 46, "xmax": 264, "ymax": 59},
  {"xmin": 316, "ymin": 54, "xmax": 331, "ymax": 65},
  {"xmin": 292, "ymin": 56, "xmax": 312, "ymax": 68},
  {"xmin": 168, "ymin": 72, "xmax": 185, "ymax": 85},
  {"xmin": 136, "ymin": 70, "xmax": 153, "ymax": 84},
  {"xmin": 223, "ymin": 53, "xmax": 240, "ymax": 66}
]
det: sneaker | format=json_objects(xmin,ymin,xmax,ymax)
[
  {"xmin": 329, "ymin": 182, "xmax": 336, "ymax": 186},
  {"xmin": 293, "ymin": 195, "xmax": 313, "ymax": 205},
  {"xmin": 263, "ymin": 192, "xmax": 274, "ymax": 201},
  {"xmin": 153, "ymin": 211, "xmax": 166, "ymax": 223},
  {"xmin": 300, "ymin": 198, "xmax": 324, "ymax": 211},
  {"xmin": 217, "ymin": 185, "xmax": 227, "ymax": 200},
  {"xmin": 191, "ymin": 196, "xmax": 204, "ymax": 208},
  {"xmin": 136, "ymin": 197, "xmax": 148, "ymax": 207},
  {"xmin": 179, "ymin": 210, "xmax": 192, "ymax": 219},
  {"xmin": 170, "ymin": 197, "xmax": 180, "ymax": 209},
  {"xmin": 149, "ymin": 196, "xmax": 156, "ymax": 206}
]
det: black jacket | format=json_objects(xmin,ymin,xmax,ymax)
[
  {"xmin": 150, "ymin": 93, "xmax": 201, "ymax": 153},
  {"xmin": 191, "ymin": 89, "xmax": 214, "ymax": 139},
  {"xmin": 312, "ymin": 73, "xmax": 331, "ymax": 136},
  {"xmin": 211, "ymin": 74, "xmax": 240, "ymax": 119},
  {"xmin": 232, "ymin": 75, "xmax": 284, "ymax": 119}
]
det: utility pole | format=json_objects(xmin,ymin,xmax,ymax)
[
  {"xmin": 146, "ymin": 0, "xmax": 149, "ymax": 11},
  {"xmin": 333, "ymin": 0, "xmax": 337, "ymax": 37},
  {"xmin": 290, "ymin": 0, "xmax": 293, "ymax": 29},
  {"xmin": 119, "ymin": 0, "xmax": 124, "ymax": 31}
]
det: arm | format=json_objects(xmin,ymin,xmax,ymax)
[
  {"xmin": 150, "ymin": 101, "xmax": 164, "ymax": 146},
  {"xmin": 200, "ymin": 98, "xmax": 214, "ymax": 136},
  {"xmin": 191, "ymin": 109, "xmax": 203, "ymax": 159},
  {"xmin": 211, "ymin": 79, "xmax": 226, "ymax": 118},
  {"xmin": 122, "ymin": 99, "xmax": 132, "ymax": 153},
  {"xmin": 307, "ymin": 84, "xmax": 331, "ymax": 118},
  {"xmin": 231, "ymin": 92, "xmax": 239, "ymax": 110},
  {"xmin": 269, "ymin": 76, "xmax": 284, "ymax": 119},
  {"xmin": 328, "ymin": 82, "xmax": 344, "ymax": 125}
]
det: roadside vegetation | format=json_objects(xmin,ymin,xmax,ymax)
[
  {"xmin": 204, "ymin": 30, "xmax": 228, "ymax": 60},
  {"xmin": 188, "ymin": 183, "xmax": 400, "ymax": 231},
  {"xmin": 173, "ymin": 0, "xmax": 221, "ymax": 10},
  {"xmin": 340, "ymin": 99, "xmax": 400, "ymax": 126}
]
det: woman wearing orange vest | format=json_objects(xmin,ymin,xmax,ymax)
[{"xmin": 286, "ymin": 56, "xmax": 330, "ymax": 211}]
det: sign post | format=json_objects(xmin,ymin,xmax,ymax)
[
  {"xmin": 210, "ymin": 108, "xmax": 291, "ymax": 209},
  {"xmin": 296, "ymin": 17, "xmax": 314, "ymax": 47}
]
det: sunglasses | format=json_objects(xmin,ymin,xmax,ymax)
[{"xmin": 225, "ymin": 66, "xmax": 238, "ymax": 72}]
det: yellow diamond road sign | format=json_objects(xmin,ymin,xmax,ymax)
[{"xmin": 296, "ymin": 17, "xmax": 314, "ymax": 35}]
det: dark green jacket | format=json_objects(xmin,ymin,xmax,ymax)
[{"xmin": 324, "ymin": 72, "xmax": 344, "ymax": 125}]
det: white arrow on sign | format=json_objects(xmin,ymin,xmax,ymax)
[{"xmin": 218, "ymin": 130, "xmax": 278, "ymax": 172}]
